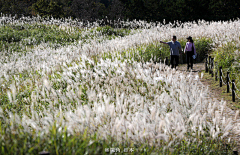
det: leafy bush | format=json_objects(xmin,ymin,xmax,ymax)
[
  {"xmin": 194, "ymin": 38, "xmax": 214, "ymax": 62},
  {"xmin": 213, "ymin": 42, "xmax": 238, "ymax": 69}
]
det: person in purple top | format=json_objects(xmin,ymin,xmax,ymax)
[
  {"xmin": 184, "ymin": 36, "xmax": 196, "ymax": 70},
  {"xmin": 160, "ymin": 36, "xmax": 182, "ymax": 69}
]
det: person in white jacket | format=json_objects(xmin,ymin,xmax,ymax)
[{"xmin": 184, "ymin": 36, "xmax": 196, "ymax": 70}]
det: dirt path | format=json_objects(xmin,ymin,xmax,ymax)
[
  {"xmin": 178, "ymin": 63, "xmax": 240, "ymax": 153},
  {"xmin": 178, "ymin": 62, "xmax": 205, "ymax": 73}
]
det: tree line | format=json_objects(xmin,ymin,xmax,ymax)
[{"xmin": 0, "ymin": 0, "xmax": 240, "ymax": 23}]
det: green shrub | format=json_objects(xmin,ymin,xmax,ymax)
[
  {"xmin": 213, "ymin": 42, "xmax": 238, "ymax": 69},
  {"xmin": 193, "ymin": 37, "xmax": 213, "ymax": 62}
]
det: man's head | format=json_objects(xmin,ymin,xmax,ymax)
[{"xmin": 172, "ymin": 36, "xmax": 177, "ymax": 42}]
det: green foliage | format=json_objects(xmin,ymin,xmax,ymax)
[
  {"xmin": 0, "ymin": 24, "xmax": 82, "ymax": 52},
  {"xmin": 212, "ymin": 42, "xmax": 240, "ymax": 94},
  {"xmin": 0, "ymin": 24, "xmax": 131, "ymax": 52},
  {"xmin": 172, "ymin": 136, "xmax": 234, "ymax": 154},
  {"xmin": 0, "ymin": 0, "xmax": 29, "ymax": 15},
  {"xmin": 136, "ymin": 42, "xmax": 170, "ymax": 63},
  {"xmin": 1, "ymin": 0, "xmax": 240, "ymax": 22},
  {"xmin": 31, "ymin": 0, "xmax": 65, "ymax": 18},
  {"xmin": 194, "ymin": 37, "xmax": 214, "ymax": 62},
  {"xmin": 120, "ymin": 0, "xmax": 240, "ymax": 22},
  {"xmin": 95, "ymin": 26, "xmax": 131, "ymax": 37},
  {"xmin": 214, "ymin": 42, "xmax": 236, "ymax": 69},
  {"xmin": 0, "ymin": 122, "xmax": 235, "ymax": 154}
]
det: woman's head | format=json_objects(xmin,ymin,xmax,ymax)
[{"xmin": 186, "ymin": 36, "xmax": 193, "ymax": 43}]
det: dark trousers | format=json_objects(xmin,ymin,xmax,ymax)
[
  {"xmin": 170, "ymin": 55, "xmax": 179, "ymax": 69},
  {"xmin": 186, "ymin": 51, "xmax": 193, "ymax": 69}
]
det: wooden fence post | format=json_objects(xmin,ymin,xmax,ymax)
[
  {"xmin": 208, "ymin": 56, "xmax": 211, "ymax": 65},
  {"xmin": 205, "ymin": 56, "xmax": 208, "ymax": 73},
  {"xmin": 233, "ymin": 150, "xmax": 238, "ymax": 155},
  {"xmin": 215, "ymin": 62, "xmax": 218, "ymax": 81},
  {"xmin": 211, "ymin": 58, "xmax": 214, "ymax": 77},
  {"xmin": 208, "ymin": 56, "xmax": 211, "ymax": 74},
  {"xmin": 232, "ymin": 79, "xmax": 235, "ymax": 102},
  {"xmin": 219, "ymin": 66, "xmax": 222, "ymax": 87},
  {"xmin": 227, "ymin": 72, "xmax": 230, "ymax": 93}
]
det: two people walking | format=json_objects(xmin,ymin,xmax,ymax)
[{"xmin": 160, "ymin": 36, "xmax": 196, "ymax": 70}]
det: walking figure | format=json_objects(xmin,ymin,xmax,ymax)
[
  {"xmin": 184, "ymin": 36, "xmax": 196, "ymax": 71},
  {"xmin": 160, "ymin": 36, "xmax": 182, "ymax": 69}
]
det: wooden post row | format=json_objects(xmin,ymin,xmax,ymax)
[{"xmin": 209, "ymin": 57, "xmax": 236, "ymax": 103}]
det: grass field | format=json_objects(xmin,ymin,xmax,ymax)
[{"xmin": 0, "ymin": 15, "xmax": 240, "ymax": 154}]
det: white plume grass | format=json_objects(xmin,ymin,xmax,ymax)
[{"xmin": 0, "ymin": 15, "xmax": 240, "ymax": 150}]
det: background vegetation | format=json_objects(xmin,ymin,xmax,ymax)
[
  {"xmin": 0, "ymin": 24, "xmax": 131, "ymax": 53},
  {"xmin": 0, "ymin": 0, "xmax": 240, "ymax": 23}
]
